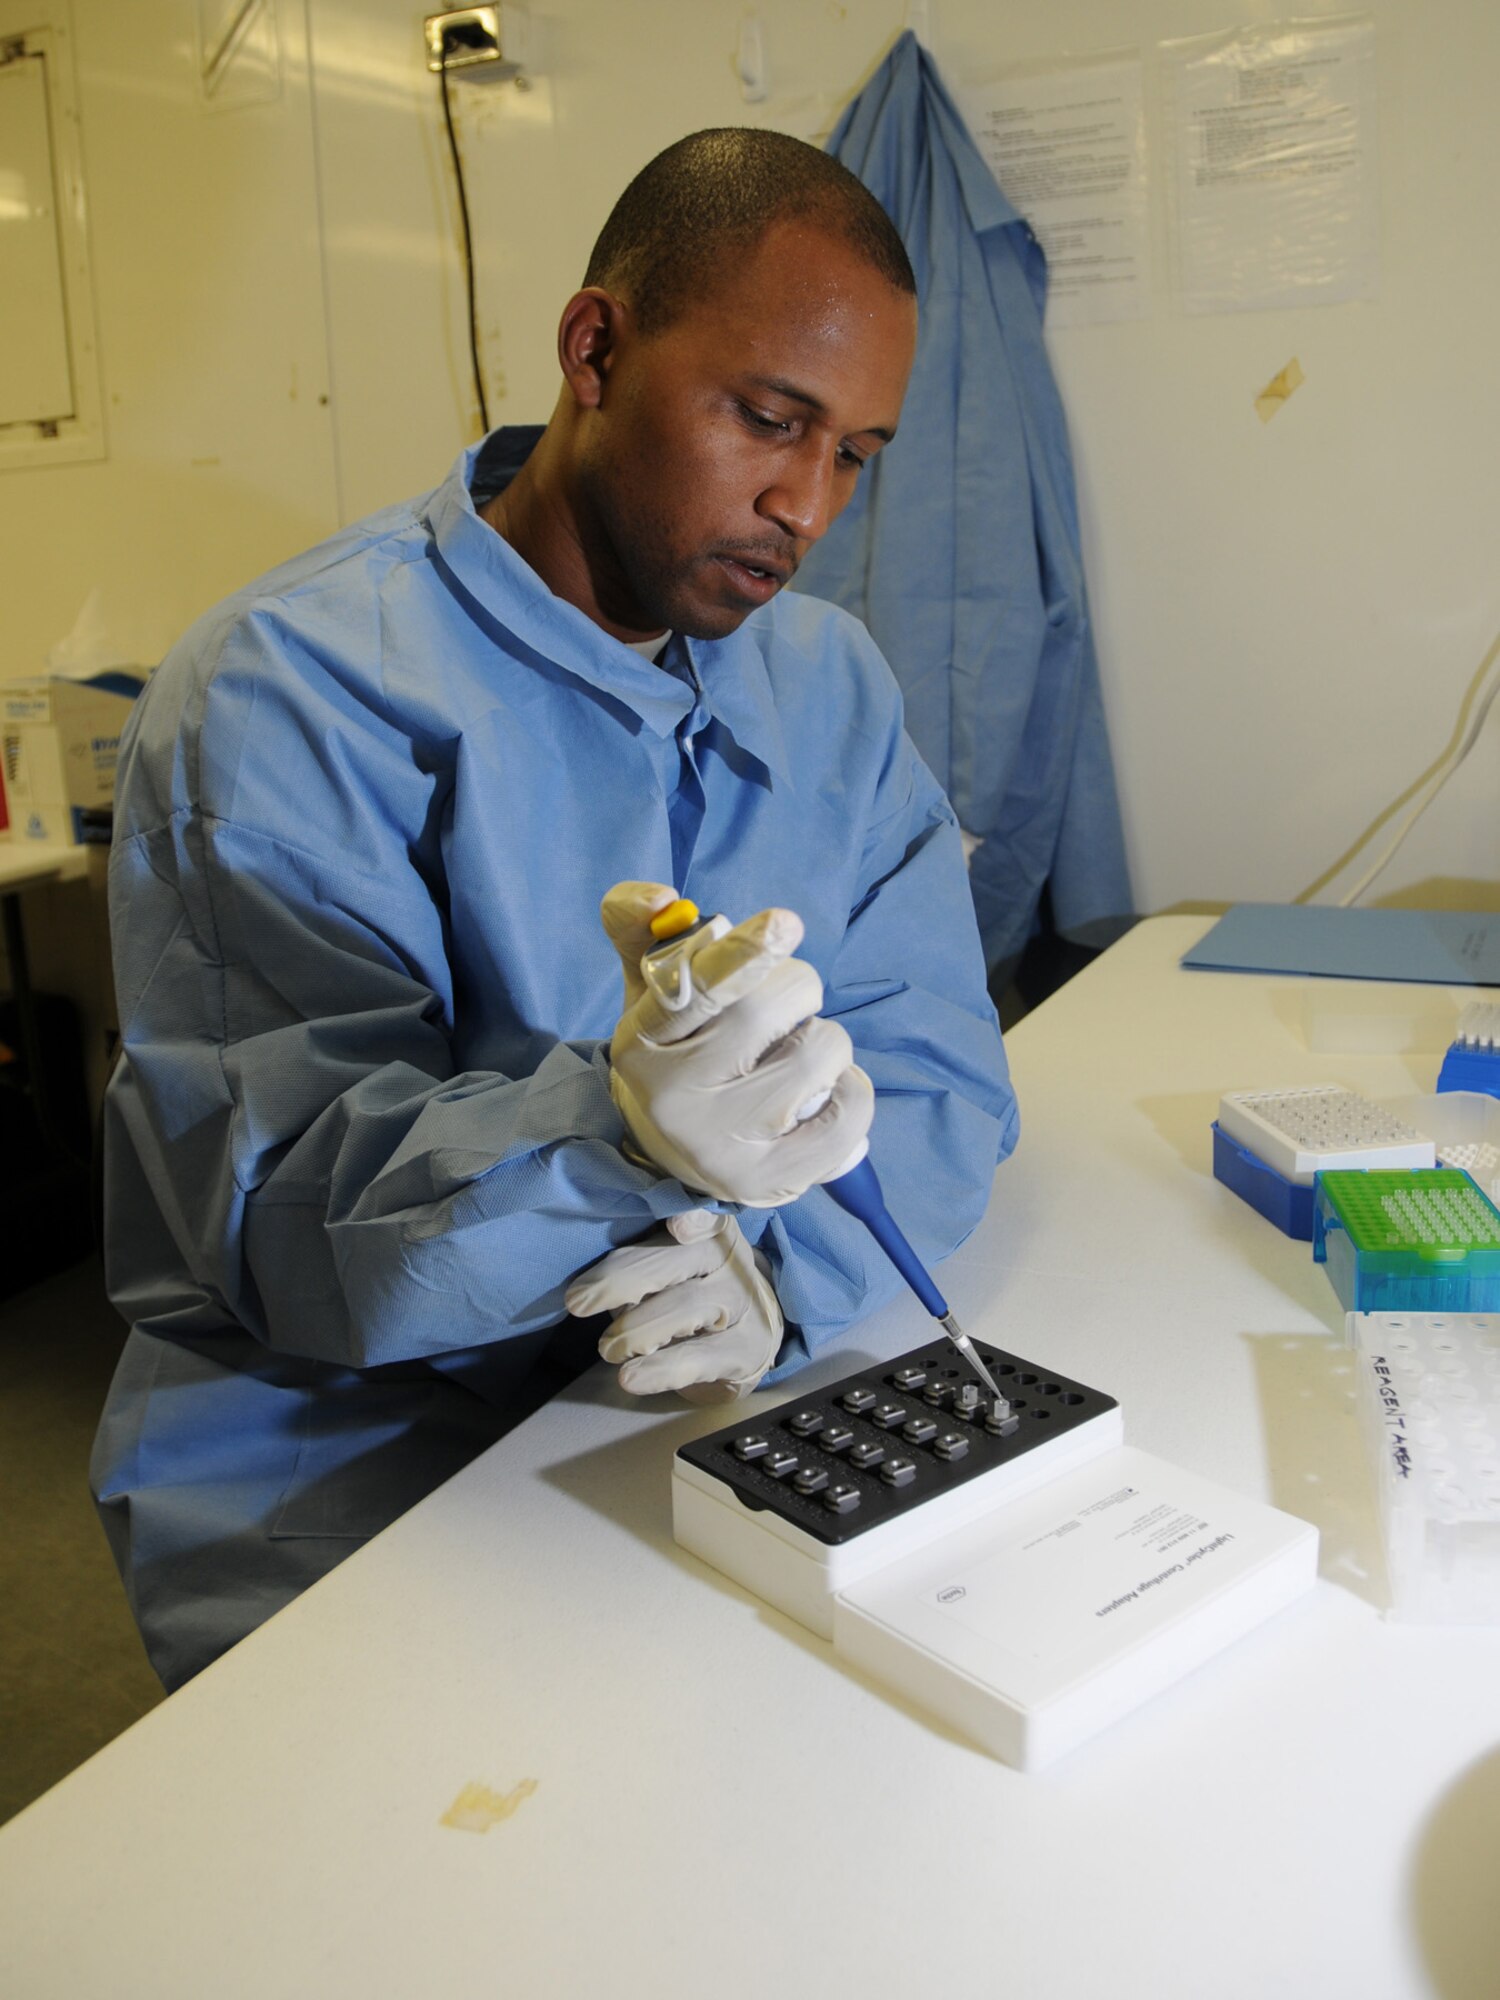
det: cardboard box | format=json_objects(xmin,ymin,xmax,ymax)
[{"xmin": 1, "ymin": 678, "xmax": 135, "ymax": 845}]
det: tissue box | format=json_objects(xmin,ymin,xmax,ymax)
[{"xmin": 1, "ymin": 678, "xmax": 135, "ymax": 844}]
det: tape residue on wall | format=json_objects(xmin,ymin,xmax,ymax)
[{"xmin": 1255, "ymin": 357, "xmax": 1305, "ymax": 423}]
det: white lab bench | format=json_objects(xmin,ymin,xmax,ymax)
[
  {"xmin": 0, "ymin": 838, "xmax": 95, "ymax": 1159},
  {"xmin": 2, "ymin": 914, "xmax": 1496, "ymax": 1998},
  {"xmin": 0, "ymin": 838, "xmax": 90, "ymax": 896}
]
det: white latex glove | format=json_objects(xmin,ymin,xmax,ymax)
[
  {"xmin": 601, "ymin": 881, "xmax": 874, "ymax": 1208},
  {"xmin": 565, "ymin": 1209, "xmax": 784, "ymax": 1404}
]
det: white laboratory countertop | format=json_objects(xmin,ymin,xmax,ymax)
[
  {"xmin": 0, "ymin": 839, "xmax": 90, "ymax": 894},
  {"xmin": 3, "ymin": 915, "xmax": 1498, "ymax": 1999}
]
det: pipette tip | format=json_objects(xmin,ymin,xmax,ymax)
[{"xmin": 939, "ymin": 1311, "xmax": 1007, "ymax": 1407}]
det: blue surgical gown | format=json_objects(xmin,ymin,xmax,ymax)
[
  {"xmin": 796, "ymin": 31, "xmax": 1134, "ymax": 972},
  {"xmin": 93, "ymin": 429, "xmax": 1018, "ymax": 1688}
]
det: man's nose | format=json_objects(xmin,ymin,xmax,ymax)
[{"xmin": 758, "ymin": 445, "xmax": 837, "ymax": 546}]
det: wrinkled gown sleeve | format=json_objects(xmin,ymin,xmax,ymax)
[
  {"xmin": 108, "ymin": 590, "xmax": 1013, "ymax": 1379},
  {"xmin": 106, "ymin": 615, "xmax": 708, "ymax": 1375}
]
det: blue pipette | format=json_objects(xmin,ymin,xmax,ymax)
[
  {"xmin": 820, "ymin": 1149, "xmax": 1006, "ymax": 1404},
  {"xmin": 640, "ymin": 898, "xmax": 1007, "ymax": 1406}
]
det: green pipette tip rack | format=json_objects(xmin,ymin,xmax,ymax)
[{"xmin": 1313, "ymin": 1168, "xmax": 1500, "ymax": 1313}]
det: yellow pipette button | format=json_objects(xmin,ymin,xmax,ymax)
[{"xmin": 649, "ymin": 897, "xmax": 699, "ymax": 942}]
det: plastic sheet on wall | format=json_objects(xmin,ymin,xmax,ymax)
[
  {"xmin": 1162, "ymin": 15, "xmax": 1379, "ymax": 315},
  {"xmin": 198, "ymin": 0, "xmax": 283, "ymax": 109}
]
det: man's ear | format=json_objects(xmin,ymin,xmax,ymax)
[{"xmin": 557, "ymin": 287, "xmax": 627, "ymax": 411}]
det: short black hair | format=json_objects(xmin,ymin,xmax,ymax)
[{"xmin": 583, "ymin": 128, "xmax": 915, "ymax": 335}]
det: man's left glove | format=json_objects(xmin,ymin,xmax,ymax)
[{"xmin": 564, "ymin": 1209, "xmax": 783, "ymax": 1405}]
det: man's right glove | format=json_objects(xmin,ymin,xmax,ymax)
[{"xmin": 601, "ymin": 881, "xmax": 873, "ymax": 1209}]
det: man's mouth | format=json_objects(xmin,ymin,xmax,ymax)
[{"xmin": 714, "ymin": 551, "xmax": 795, "ymax": 601}]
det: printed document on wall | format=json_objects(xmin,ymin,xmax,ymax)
[
  {"xmin": 956, "ymin": 58, "xmax": 1149, "ymax": 328},
  {"xmin": 1162, "ymin": 17, "xmax": 1379, "ymax": 314}
]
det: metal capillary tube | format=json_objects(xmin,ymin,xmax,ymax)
[{"xmin": 939, "ymin": 1312, "xmax": 1011, "ymax": 1416}]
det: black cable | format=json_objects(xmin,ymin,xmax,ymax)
[{"xmin": 439, "ymin": 60, "xmax": 490, "ymax": 436}]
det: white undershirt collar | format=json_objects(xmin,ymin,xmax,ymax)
[{"xmin": 621, "ymin": 630, "xmax": 673, "ymax": 666}]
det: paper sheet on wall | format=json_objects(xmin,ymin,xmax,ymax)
[
  {"xmin": 1162, "ymin": 17, "xmax": 1379, "ymax": 315},
  {"xmin": 955, "ymin": 59, "xmax": 1149, "ymax": 328}
]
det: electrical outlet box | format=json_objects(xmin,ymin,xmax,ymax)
[{"xmin": 424, "ymin": 5, "xmax": 530, "ymax": 79}]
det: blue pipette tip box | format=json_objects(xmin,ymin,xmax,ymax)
[
  {"xmin": 1312, "ymin": 1168, "xmax": 1500, "ymax": 1315},
  {"xmin": 1211, "ymin": 1123, "xmax": 1315, "ymax": 1240},
  {"xmin": 1437, "ymin": 1003, "xmax": 1500, "ymax": 1101},
  {"xmin": 1437, "ymin": 1046, "xmax": 1500, "ymax": 1099}
]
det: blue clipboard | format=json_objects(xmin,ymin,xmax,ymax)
[{"xmin": 1181, "ymin": 905, "xmax": 1500, "ymax": 986}]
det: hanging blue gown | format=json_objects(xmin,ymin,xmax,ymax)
[{"xmin": 797, "ymin": 30, "xmax": 1134, "ymax": 971}]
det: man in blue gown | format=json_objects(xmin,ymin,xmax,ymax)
[{"xmin": 94, "ymin": 128, "xmax": 1017, "ymax": 1689}]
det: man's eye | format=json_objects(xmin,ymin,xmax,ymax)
[
  {"xmin": 740, "ymin": 404, "xmax": 790, "ymax": 434},
  {"xmin": 837, "ymin": 446, "xmax": 870, "ymax": 472}
]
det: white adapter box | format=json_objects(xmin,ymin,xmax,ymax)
[
  {"xmin": 835, "ymin": 1447, "xmax": 1317, "ymax": 1770},
  {"xmin": 676, "ymin": 1424, "xmax": 1317, "ymax": 1771},
  {"xmin": 673, "ymin": 1401, "xmax": 1123, "ymax": 1640}
]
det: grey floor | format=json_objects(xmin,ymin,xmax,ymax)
[{"xmin": 0, "ymin": 1253, "xmax": 164, "ymax": 1827}]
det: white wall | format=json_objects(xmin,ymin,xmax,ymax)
[
  {"xmin": 5, "ymin": 0, "xmax": 1498, "ymax": 917},
  {"xmin": 0, "ymin": 0, "xmax": 340, "ymax": 679}
]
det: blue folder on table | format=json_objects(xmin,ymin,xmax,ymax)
[{"xmin": 1182, "ymin": 905, "xmax": 1500, "ymax": 985}]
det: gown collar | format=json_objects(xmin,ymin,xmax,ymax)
[{"xmin": 425, "ymin": 431, "xmax": 790, "ymax": 784}]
